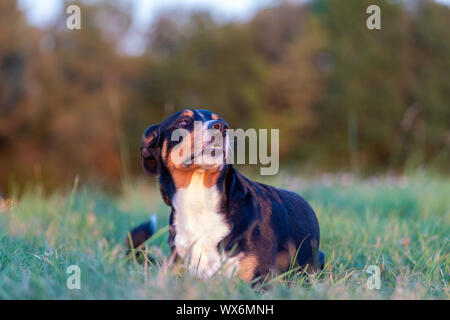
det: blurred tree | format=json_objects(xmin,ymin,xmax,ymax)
[
  {"xmin": 135, "ymin": 11, "xmax": 267, "ymax": 130},
  {"xmin": 409, "ymin": 0, "xmax": 450, "ymax": 167},
  {"xmin": 250, "ymin": 2, "xmax": 305, "ymax": 62},
  {"xmin": 264, "ymin": 14, "xmax": 328, "ymax": 159},
  {"xmin": 0, "ymin": 0, "xmax": 449, "ymax": 193},
  {"xmin": 0, "ymin": 0, "xmax": 33, "ymax": 188},
  {"xmin": 308, "ymin": 0, "xmax": 412, "ymax": 172},
  {"xmin": 0, "ymin": 1, "xmax": 136, "ymax": 190}
]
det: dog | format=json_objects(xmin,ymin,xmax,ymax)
[{"xmin": 126, "ymin": 109, "xmax": 324, "ymax": 282}]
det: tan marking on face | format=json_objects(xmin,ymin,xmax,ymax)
[
  {"xmin": 161, "ymin": 139, "xmax": 168, "ymax": 169},
  {"xmin": 237, "ymin": 255, "xmax": 258, "ymax": 283},
  {"xmin": 165, "ymin": 123, "xmax": 224, "ymax": 188},
  {"xmin": 164, "ymin": 114, "xmax": 225, "ymax": 188},
  {"xmin": 163, "ymin": 138, "xmax": 188, "ymax": 187},
  {"xmin": 169, "ymin": 168, "xmax": 222, "ymax": 189},
  {"xmin": 211, "ymin": 113, "xmax": 219, "ymax": 120},
  {"xmin": 180, "ymin": 109, "xmax": 194, "ymax": 117},
  {"xmin": 165, "ymin": 129, "xmax": 195, "ymax": 188}
]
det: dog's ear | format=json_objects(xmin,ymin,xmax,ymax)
[{"xmin": 141, "ymin": 124, "xmax": 160, "ymax": 176}]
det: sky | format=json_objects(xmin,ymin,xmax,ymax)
[
  {"xmin": 18, "ymin": 0, "xmax": 450, "ymax": 28},
  {"xmin": 18, "ymin": 0, "xmax": 277, "ymax": 28},
  {"xmin": 18, "ymin": 0, "xmax": 278, "ymax": 54},
  {"xmin": 17, "ymin": 0, "xmax": 450, "ymax": 55}
]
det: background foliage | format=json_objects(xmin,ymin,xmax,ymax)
[{"xmin": 0, "ymin": 0, "xmax": 449, "ymax": 193}]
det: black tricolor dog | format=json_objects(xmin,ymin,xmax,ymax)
[{"xmin": 126, "ymin": 109, "xmax": 324, "ymax": 282}]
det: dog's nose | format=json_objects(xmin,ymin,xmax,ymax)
[{"xmin": 208, "ymin": 120, "xmax": 228, "ymax": 134}]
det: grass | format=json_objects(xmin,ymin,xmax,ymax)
[{"xmin": 0, "ymin": 172, "xmax": 448, "ymax": 299}]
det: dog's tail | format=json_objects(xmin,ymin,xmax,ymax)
[{"xmin": 125, "ymin": 214, "xmax": 157, "ymax": 251}]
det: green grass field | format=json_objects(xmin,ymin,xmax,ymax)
[{"xmin": 0, "ymin": 172, "xmax": 448, "ymax": 299}]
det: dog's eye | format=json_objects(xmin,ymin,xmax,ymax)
[{"xmin": 176, "ymin": 119, "xmax": 190, "ymax": 127}]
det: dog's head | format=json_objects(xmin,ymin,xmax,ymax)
[{"xmin": 141, "ymin": 109, "xmax": 231, "ymax": 177}]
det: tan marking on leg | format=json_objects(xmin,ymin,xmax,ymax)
[
  {"xmin": 276, "ymin": 241, "xmax": 297, "ymax": 272},
  {"xmin": 276, "ymin": 251, "xmax": 291, "ymax": 272},
  {"xmin": 237, "ymin": 255, "xmax": 258, "ymax": 283}
]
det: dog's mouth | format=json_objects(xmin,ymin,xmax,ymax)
[
  {"xmin": 203, "ymin": 145, "xmax": 223, "ymax": 157},
  {"xmin": 174, "ymin": 130, "xmax": 229, "ymax": 168},
  {"xmin": 187, "ymin": 146, "xmax": 224, "ymax": 162},
  {"xmin": 190, "ymin": 135, "xmax": 226, "ymax": 160}
]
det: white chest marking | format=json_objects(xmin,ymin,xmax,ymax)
[{"xmin": 173, "ymin": 171, "xmax": 236, "ymax": 278}]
